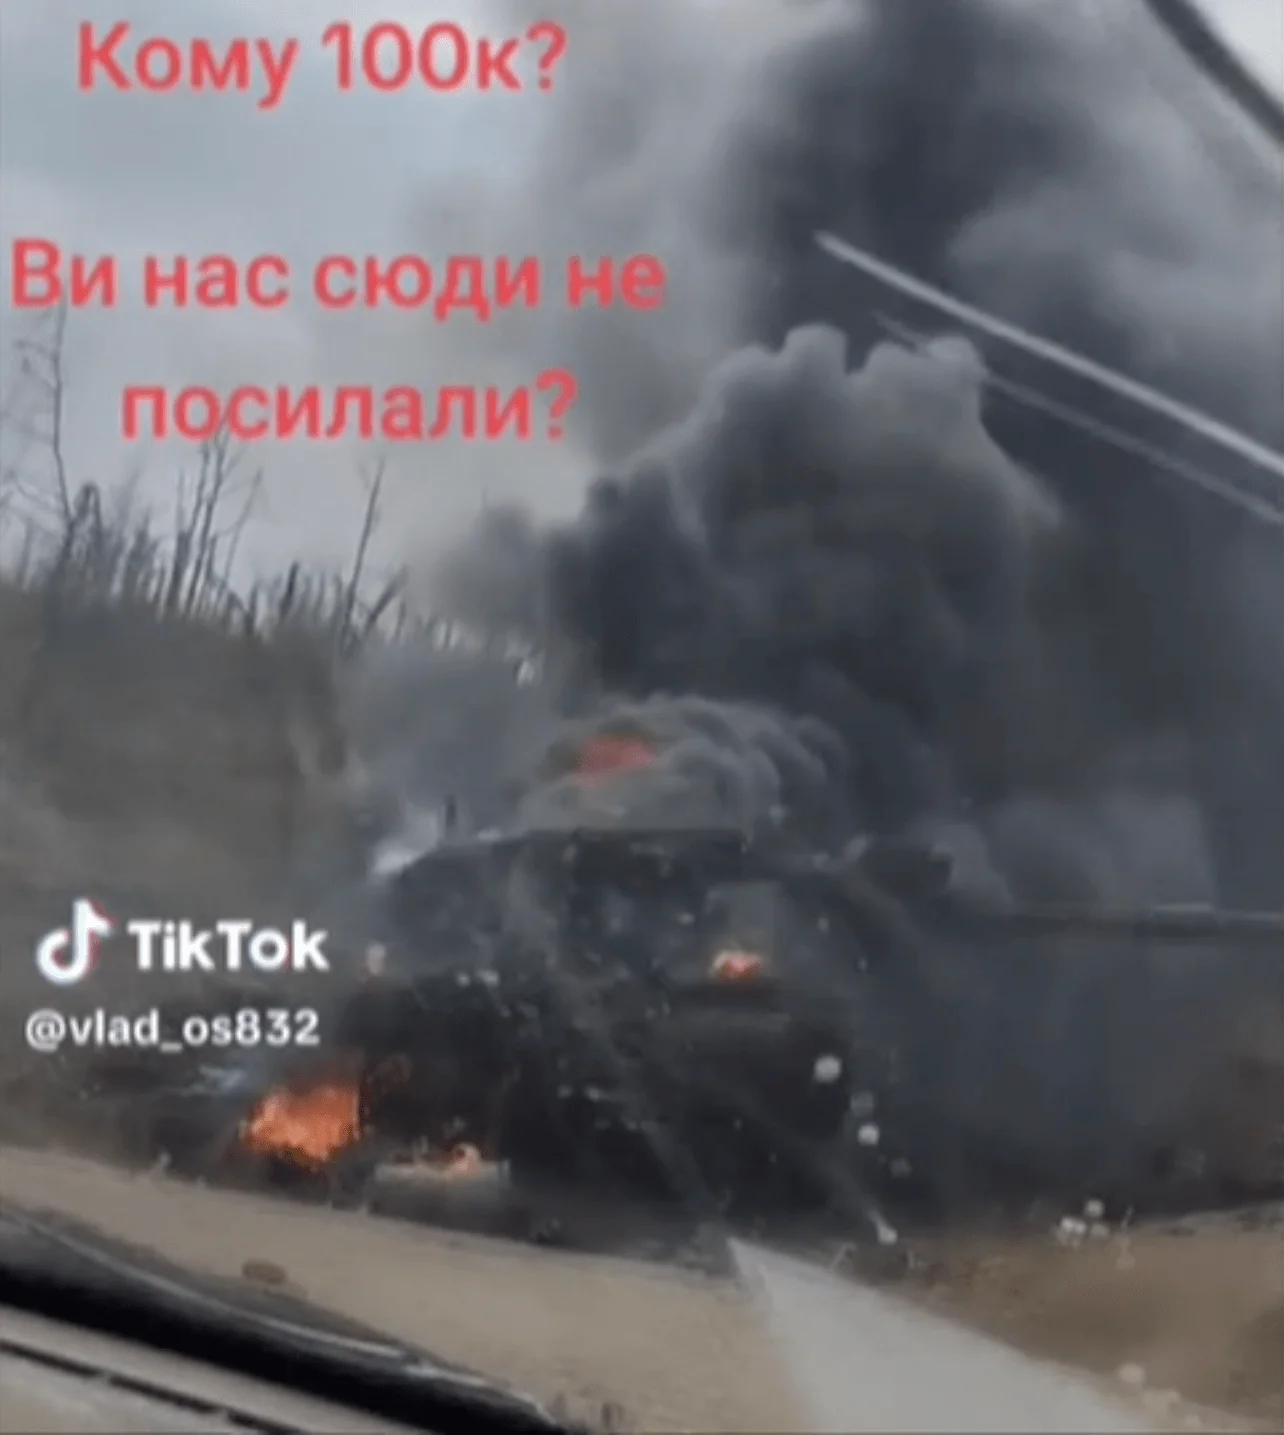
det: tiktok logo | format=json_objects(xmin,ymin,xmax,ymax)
[{"xmin": 34, "ymin": 899, "xmax": 116, "ymax": 986}]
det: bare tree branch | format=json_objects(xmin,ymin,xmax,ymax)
[
  {"xmin": 11, "ymin": 303, "xmax": 75, "ymax": 526},
  {"xmin": 340, "ymin": 457, "xmax": 386, "ymax": 651}
]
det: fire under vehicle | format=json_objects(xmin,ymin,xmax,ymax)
[{"xmin": 83, "ymin": 822, "xmax": 1284, "ymax": 1235}]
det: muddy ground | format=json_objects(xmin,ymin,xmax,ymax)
[{"xmin": 0, "ymin": 1134, "xmax": 1279, "ymax": 1432}]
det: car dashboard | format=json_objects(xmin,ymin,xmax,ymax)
[{"xmin": 0, "ymin": 1306, "xmax": 418, "ymax": 1434}]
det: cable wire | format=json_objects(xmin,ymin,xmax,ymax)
[
  {"xmin": 814, "ymin": 230, "xmax": 1284, "ymax": 518},
  {"xmin": 1143, "ymin": 0, "xmax": 1284, "ymax": 147},
  {"xmin": 874, "ymin": 313, "xmax": 1284, "ymax": 530}
]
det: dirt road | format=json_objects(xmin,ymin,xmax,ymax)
[{"xmin": 0, "ymin": 1147, "xmax": 1278, "ymax": 1432}]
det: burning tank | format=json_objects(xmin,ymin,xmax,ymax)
[
  {"xmin": 331, "ymin": 820, "xmax": 1283, "ymax": 1223},
  {"xmin": 92, "ymin": 799, "xmax": 1282, "ymax": 1238}
]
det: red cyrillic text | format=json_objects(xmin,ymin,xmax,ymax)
[
  {"xmin": 434, "ymin": 257, "xmax": 491, "ymax": 322},
  {"xmin": 122, "ymin": 388, "xmax": 168, "ymax": 440},
  {"xmin": 495, "ymin": 257, "xmax": 541, "ymax": 309},
  {"xmin": 226, "ymin": 387, "xmax": 270, "ymax": 441},
  {"xmin": 566, "ymin": 255, "xmax": 668, "ymax": 310},
  {"xmin": 121, "ymin": 381, "xmax": 575, "ymax": 443},
  {"xmin": 11, "ymin": 240, "xmax": 119, "ymax": 308},
  {"xmin": 322, "ymin": 22, "xmax": 523, "ymax": 93},
  {"xmin": 13, "ymin": 243, "xmax": 667, "ymax": 319},
  {"xmin": 78, "ymin": 24, "xmax": 298, "ymax": 110},
  {"xmin": 427, "ymin": 386, "xmax": 478, "ymax": 439},
  {"xmin": 173, "ymin": 386, "xmax": 222, "ymax": 440},
  {"xmin": 483, "ymin": 386, "xmax": 534, "ymax": 440},
  {"xmin": 141, "ymin": 254, "xmax": 291, "ymax": 309},
  {"xmin": 312, "ymin": 254, "xmax": 541, "ymax": 321},
  {"xmin": 275, "ymin": 387, "xmax": 323, "ymax": 440}
]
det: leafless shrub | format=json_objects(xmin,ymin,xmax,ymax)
[
  {"xmin": 0, "ymin": 309, "xmax": 431, "ymax": 948},
  {"xmin": 0, "ymin": 307, "xmax": 415, "ymax": 652}
]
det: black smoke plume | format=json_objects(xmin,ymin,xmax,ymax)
[{"xmin": 345, "ymin": 0, "xmax": 1283, "ymax": 1208}]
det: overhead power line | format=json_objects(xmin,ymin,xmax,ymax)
[
  {"xmin": 813, "ymin": 229, "xmax": 1284, "ymax": 524},
  {"xmin": 1143, "ymin": 0, "xmax": 1284, "ymax": 147},
  {"xmin": 873, "ymin": 313, "xmax": 1284, "ymax": 530}
]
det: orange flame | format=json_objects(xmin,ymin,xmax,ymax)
[
  {"xmin": 710, "ymin": 949, "xmax": 766, "ymax": 982},
  {"xmin": 240, "ymin": 1080, "xmax": 362, "ymax": 1171},
  {"xmin": 573, "ymin": 735, "xmax": 657, "ymax": 784}
]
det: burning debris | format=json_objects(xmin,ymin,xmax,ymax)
[
  {"xmin": 239, "ymin": 1080, "xmax": 362, "ymax": 1172},
  {"xmin": 230, "ymin": 1057, "xmax": 494, "ymax": 1198}
]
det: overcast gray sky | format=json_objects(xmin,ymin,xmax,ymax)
[
  {"xmin": 1, "ymin": 0, "xmax": 1280, "ymax": 583},
  {"xmin": 1210, "ymin": 0, "xmax": 1284, "ymax": 90}
]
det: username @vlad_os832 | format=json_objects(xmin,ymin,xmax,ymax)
[{"xmin": 24, "ymin": 1006, "xmax": 321, "ymax": 1056}]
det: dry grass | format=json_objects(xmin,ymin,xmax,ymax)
[
  {"xmin": 0, "ymin": 482, "xmax": 369, "ymax": 1090},
  {"xmin": 898, "ymin": 1217, "xmax": 1284, "ymax": 1429}
]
